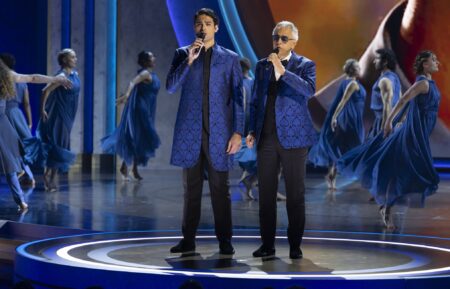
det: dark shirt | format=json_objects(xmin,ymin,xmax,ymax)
[
  {"xmin": 202, "ymin": 47, "xmax": 213, "ymax": 135},
  {"xmin": 262, "ymin": 59, "xmax": 288, "ymax": 136}
]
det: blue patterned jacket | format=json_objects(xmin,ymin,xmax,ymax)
[
  {"xmin": 249, "ymin": 52, "xmax": 318, "ymax": 148},
  {"xmin": 166, "ymin": 44, "xmax": 244, "ymax": 171}
]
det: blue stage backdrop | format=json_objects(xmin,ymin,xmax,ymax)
[
  {"xmin": 1, "ymin": 0, "xmax": 449, "ymax": 164},
  {"xmin": 0, "ymin": 0, "xmax": 47, "ymax": 135}
]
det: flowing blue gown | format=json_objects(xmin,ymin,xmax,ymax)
[
  {"xmin": 0, "ymin": 99, "xmax": 26, "ymax": 205},
  {"xmin": 0, "ymin": 99, "xmax": 22, "ymax": 174},
  {"xmin": 308, "ymin": 79, "xmax": 366, "ymax": 167},
  {"xmin": 337, "ymin": 76, "xmax": 440, "ymax": 206},
  {"xmin": 35, "ymin": 70, "xmax": 80, "ymax": 172},
  {"xmin": 5, "ymin": 83, "xmax": 31, "ymax": 139},
  {"xmin": 234, "ymin": 76, "xmax": 257, "ymax": 171},
  {"xmin": 6, "ymin": 83, "xmax": 35, "ymax": 180},
  {"xmin": 101, "ymin": 71, "xmax": 161, "ymax": 166},
  {"xmin": 367, "ymin": 71, "xmax": 401, "ymax": 138}
]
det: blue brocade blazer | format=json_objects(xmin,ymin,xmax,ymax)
[
  {"xmin": 166, "ymin": 44, "xmax": 244, "ymax": 171},
  {"xmin": 249, "ymin": 52, "xmax": 318, "ymax": 148}
]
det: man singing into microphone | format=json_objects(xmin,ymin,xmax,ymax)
[
  {"xmin": 166, "ymin": 8, "xmax": 244, "ymax": 255},
  {"xmin": 247, "ymin": 21, "xmax": 317, "ymax": 259}
]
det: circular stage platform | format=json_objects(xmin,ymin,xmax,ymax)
[{"xmin": 15, "ymin": 230, "xmax": 450, "ymax": 289}]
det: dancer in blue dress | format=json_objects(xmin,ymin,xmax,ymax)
[
  {"xmin": 101, "ymin": 51, "xmax": 160, "ymax": 180},
  {"xmin": 234, "ymin": 58, "xmax": 257, "ymax": 199},
  {"xmin": 37, "ymin": 48, "xmax": 80, "ymax": 192},
  {"xmin": 309, "ymin": 59, "xmax": 366, "ymax": 190},
  {"xmin": 367, "ymin": 49, "xmax": 402, "ymax": 139},
  {"xmin": 337, "ymin": 51, "xmax": 441, "ymax": 227},
  {"xmin": 0, "ymin": 53, "xmax": 35, "ymax": 186},
  {"xmin": 0, "ymin": 58, "xmax": 70, "ymax": 210}
]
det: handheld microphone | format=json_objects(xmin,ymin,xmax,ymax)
[
  {"xmin": 267, "ymin": 48, "xmax": 279, "ymax": 69},
  {"xmin": 194, "ymin": 32, "xmax": 206, "ymax": 54}
]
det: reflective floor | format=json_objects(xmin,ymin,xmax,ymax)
[
  {"xmin": 1, "ymin": 166, "xmax": 450, "ymax": 239},
  {"xmin": 15, "ymin": 230, "xmax": 450, "ymax": 289},
  {"xmin": 3, "ymin": 166, "xmax": 450, "ymax": 288}
]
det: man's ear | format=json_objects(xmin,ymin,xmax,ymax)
[{"xmin": 290, "ymin": 40, "xmax": 298, "ymax": 51}]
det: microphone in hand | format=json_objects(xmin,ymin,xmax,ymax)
[
  {"xmin": 194, "ymin": 32, "xmax": 206, "ymax": 54},
  {"xmin": 267, "ymin": 48, "xmax": 279, "ymax": 69}
]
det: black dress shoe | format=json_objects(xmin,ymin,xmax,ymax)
[
  {"xmin": 170, "ymin": 240, "xmax": 195, "ymax": 253},
  {"xmin": 252, "ymin": 245, "xmax": 275, "ymax": 257},
  {"xmin": 289, "ymin": 247, "xmax": 303, "ymax": 259},
  {"xmin": 219, "ymin": 242, "xmax": 235, "ymax": 255}
]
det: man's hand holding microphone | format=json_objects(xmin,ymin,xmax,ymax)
[{"xmin": 188, "ymin": 32, "xmax": 206, "ymax": 65}]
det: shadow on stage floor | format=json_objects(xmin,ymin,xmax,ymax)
[{"xmin": 2, "ymin": 167, "xmax": 450, "ymax": 288}]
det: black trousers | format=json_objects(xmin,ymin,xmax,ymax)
[
  {"xmin": 181, "ymin": 132, "xmax": 232, "ymax": 244},
  {"xmin": 257, "ymin": 133, "xmax": 308, "ymax": 248}
]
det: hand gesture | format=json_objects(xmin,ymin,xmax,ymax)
[
  {"xmin": 331, "ymin": 118, "xmax": 338, "ymax": 132},
  {"xmin": 383, "ymin": 121, "xmax": 393, "ymax": 138},
  {"xmin": 395, "ymin": 121, "xmax": 404, "ymax": 129},
  {"xmin": 41, "ymin": 110, "xmax": 49, "ymax": 122},
  {"xmin": 226, "ymin": 133, "xmax": 242, "ymax": 155},
  {"xmin": 55, "ymin": 75, "xmax": 72, "ymax": 89},
  {"xmin": 116, "ymin": 94, "xmax": 127, "ymax": 105},
  {"xmin": 187, "ymin": 38, "xmax": 204, "ymax": 65},
  {"xmin": 268, "ymin": 53, "xmax": 285, "ymax": 75},
  {"xmin": 246, "ymin": 134, "xmax": 256, "ymax": 149}
]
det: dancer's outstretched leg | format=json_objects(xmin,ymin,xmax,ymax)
[{"xmin": 6, "ymin": 172, "xmax": 28, "ymax": 211}]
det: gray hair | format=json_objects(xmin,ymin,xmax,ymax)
[{"xmin": 273, "ymin": 21, "xmax": 299, "ymax": 41}]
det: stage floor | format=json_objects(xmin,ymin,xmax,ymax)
[
  {"xmin": 14, "ymin": 230, "xmax": 450, "ymax": 288},
  {"xmin": 1, "ymin": 167, "xmax": 450, "ymax": 236},
  {"xmin": 2, "ymin": 167, "xmax": 450, "ymax": 288}
]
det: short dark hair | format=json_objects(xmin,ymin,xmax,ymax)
[
  {"xmin": 138, "ymin": 51, "xmax": 154, "ymax": 68},
  {"xmin": 342, "ymin": 58, "xmax": 358, "ymax": 77},
  {"xmin": 0, "ymin": 53, "xmax": 16, "ymax": 69},
  {"xmin": 413, "ymin": 50, "xmax": 434, "ymax": 75},
  {"xmin": 240, "ymin": 57, "xmax": 251, "ymax": 73},
  {"xmin": 194, "ymin": 8, "xmax": 219, "ymax": 26},
  {"xmin": 375, "ymin": 48, "xmax": 397, "ymax": 70},
  {"xmin": 57, "ymin": 48, "xmax": 75, "ymax": 67}
]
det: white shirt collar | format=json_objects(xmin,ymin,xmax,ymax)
[
  {"xmin": 281, "ymin": 51, "xmax": 292, "ymax": 62},
  {"xmin": 274, "ymin": 51, "xmax": 293, "ymax": 81}
]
